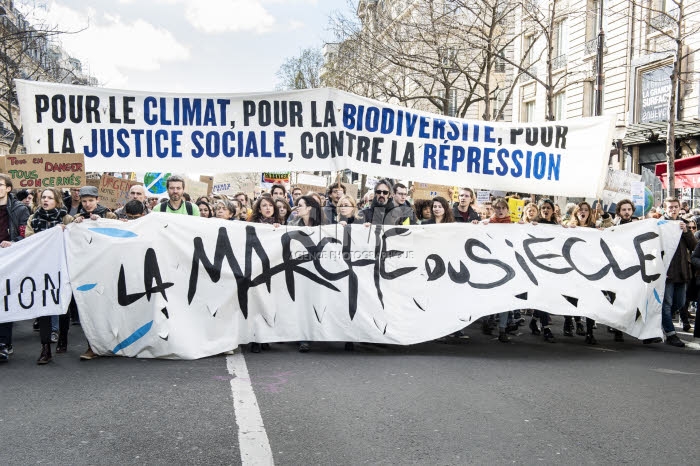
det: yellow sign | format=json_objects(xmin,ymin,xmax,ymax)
[{"xmin": 508, "ymin": 198, "xmax": 525, "ymax": 222}]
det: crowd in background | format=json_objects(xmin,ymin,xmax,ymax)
[{"xmin": 1, "ymin": 171, "xmax": 697, "ymax": 364}]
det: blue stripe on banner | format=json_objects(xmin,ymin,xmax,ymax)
[
  {"xmin": 112, "ymin": 321, "xmax": 153, "ymax": 354},
  {"xmin": 653, "ymin": 289, "xmax": 661, "ymax": 304},
  {"xmin": 88, "ymin": 228, "xmax": 139, "ymax": 238},
  {"xmin": 76, "ymin": 283, "xmax": 97, "ymax": 291}
]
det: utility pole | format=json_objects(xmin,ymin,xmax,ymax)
[{"xmin": 594, "ymin": 0, "xmax": 605, "ymax": 116}]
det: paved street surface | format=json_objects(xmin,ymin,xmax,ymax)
[{"xmin": 1, "ymin": 317, "xmax": 699, "ymax": 465}]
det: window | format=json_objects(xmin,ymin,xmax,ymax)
[
  {"xmin": 448, "ymin": 89, "xmax": 458, "ymax": 117},
  {"xmin": 583, "ymin": 81, "xmax": 595, "ymax": 117},
  {"xmin": 553, "ymin": 92, "xmax": 565, "ymax": 120},
  {"xmin": 522, "ymin": 100, "xmax": 535, "ymax": 122},
  {"xmin": 585, "ymin": 0, "xmax": 607, "ymax": 54},
  {"xmin": 553, "ymin": 20, "xmax": 567, "ymax": 60},
  {"xmin": 523, "ymin": 34, "xmax": 535, "ymax": 67},
  {"xmin": 440, "ymin": 47, "xmax": 458, "ymax": 67},
  {"xmin": 491, "ymin": 92, "xmax": 505, "ymax": 120},
  {"xmin": 494, "ymin": 54, "xmax": 506, "ymax": 73}
]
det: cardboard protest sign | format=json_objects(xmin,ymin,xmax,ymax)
[
  {"xmin": 98, "ymin": 174, "xmax": 143, "ymax": 210},
  {"xmin": 199, "ymin": 175, "xmax": 214, "ymax": 195},
  {"xmin": 186, "ymin": 178, "xmax": 209, "ymax": 199},
  {"xmin": 3, "ymin": 153, "xmax": 85, "ymax": 188},
  {"xmin": 212, "ymin": 172, "xmax": 259, "ymax": 196},
  {"xmin": 412, "ymin": 182, "xmax": 451, "ymax": 201},
  {"xmin": 477, "ymin": 190, "xmax": 491, "ymax": 204},
  {"xmin": 295, "ymin": 183, "xmax": 326, "ymax": 195},
  {"xmin": 0, "ymin": 155, "xmax": 5, "ymax": 173}
]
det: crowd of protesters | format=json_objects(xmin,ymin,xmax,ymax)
[{"xmin": 1, "ymin": 171, "xmax": 697, "ymax": 364}]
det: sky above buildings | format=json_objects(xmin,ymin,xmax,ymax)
[{"xmin": 22, "ymin": 0, "xmax": 350, "ymax": 93}]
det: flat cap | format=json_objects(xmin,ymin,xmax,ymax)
[{"xmin": 79, "ymin": 186, "xmax": 99, "ymax": 197}]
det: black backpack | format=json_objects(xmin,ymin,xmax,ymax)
[{"xmin": 159, "ymin": 201, "xmax": 193, "ymax": 215}]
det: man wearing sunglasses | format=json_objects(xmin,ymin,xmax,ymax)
[{"xmin": 361, "ymin": 179, "xmax": 416, "ymax": 226}]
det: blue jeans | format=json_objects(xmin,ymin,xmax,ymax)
[{"xmin": 662, "ymin": 281, "xmax": 686, "ymax": 335}]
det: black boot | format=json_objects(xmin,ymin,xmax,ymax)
[
  {"xmin": 529, "ymin": 318, "xmax": 541, "ymax": 335},
  {"xmin": 250, "ymin": 342, "xmax": 261, "ymax": 353},
  {"xmin": 498, "ymin": 331, "xmax": 510, "ymax": 343},
  {"xmin": 563, "ymin": 319, "xmax": 574, "ymax": 337},
  {"xmin": 481, "ymin": 318, "xmax": 494, "ymax": 335},
  {"xmin": 585, "ymin": 334, "xmax": 597, "ymax": 345},
  {"xmin": 37, "ymin": 344, "xmax": 52, "ymax": 365},
  {"xmin": 575, "ymin": 321, "xmax": 586, "ymax": 336},
  {"xmin": 543, "ymin": 327, "xmax": 555, "ymax": 343},
  {"xmin": 613, "ymin": 330, "xmax": 624, "ymax": 342}
]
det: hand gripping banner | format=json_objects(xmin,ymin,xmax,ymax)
[
  {"xmin": 0, "ymin": 226, "xmax": 72, "ymax": 323},
  {"xmin": 16, "ymin": 80, "xmax": 615, "ymax": 197},
  {"xmin": 63, "ymin": 215, "xmax": 678, "ymax": 359}
]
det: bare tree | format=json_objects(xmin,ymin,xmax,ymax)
[
  {"xmin": 0, "ymin": 4, "xmax": 88, "ymax": 153},
  {"xmin": 276, "ymin": 47, "xmax": 325, "ymax": 90}
]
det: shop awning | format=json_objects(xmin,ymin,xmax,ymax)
[{"xmin": 655, "ymin": 154, "xmax": 700, "ymax": 188}]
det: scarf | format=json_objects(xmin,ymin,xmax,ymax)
[
  {"xmin": 489, "ymin": 215, "xmax": 512, "ymax": 224},
  {"xmin": 31, "ymin": 207, "xmax": 67, "ymax": 233}
]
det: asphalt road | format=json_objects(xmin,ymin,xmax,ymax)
[{"xmin": 1, "ymin": 318, "xmax": 698, "ymax": 465}]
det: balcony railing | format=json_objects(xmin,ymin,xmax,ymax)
[
  {"xmin": 585, "ymin": 38, "xmax": 600, "ymax": 55},
  {"xmin": 650, "ymin": 7, "xmax": 679, "ymax": 31},
  {"xmin": 552, "ymin": 54, "xmax": 567, "ymax": 70},
  {"xmin": 522, "ymin": 66, "xmax": 537, "ymax": 82}
]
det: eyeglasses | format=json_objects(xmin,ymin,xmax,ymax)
[
  {"xmin": 691, "ymin": 226, "xmax": 697, "ymax": 230},
  {"xmin": 375, "ymin": 190, "xmax": 390, "ymax": 195}
]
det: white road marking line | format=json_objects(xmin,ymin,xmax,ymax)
[
  {"xmin": 227, "ymin": 353, "xmax": 274, "ymax": 466},
  {"xmin": 651, "ymin": 368, "xmax": 698, "ymax": 375}
]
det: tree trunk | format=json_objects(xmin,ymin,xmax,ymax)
[{"xmin": 665, "ymin": 26, "xmax": 683, "ymax": 194}]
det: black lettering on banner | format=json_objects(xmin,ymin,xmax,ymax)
[
  {"xmin": 425, "ymin": 254, "xmax": 445, "ymax": 281},
  {"xmin": 464, "ymin": 239, "xmax": 515, "ymax": 288},
  {"xmin": 42, "ymin": 272, "xmax": 60, "ymax": 306},
  {"xmin": 19, "ymin": 277, "xmax": 36, "ymax": 310},
  {"xmin": 118, "ymin": 248, "xmax": 174, "ymax": 306}
]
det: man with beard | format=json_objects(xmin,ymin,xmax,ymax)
[
  {"xmin": 361, "ymin": 179, "xmax": 415, "ymax": 225},
  {"xmin": 323, "ymin": 182, "xmax": 346, "ymax": 224},
  {"xmin": 653, "ymin": 197, "xmax": 696, "ymax": 347},
  {"xmin": 156, "ymin": 175, "xmax": 200, "ymax": 216}
]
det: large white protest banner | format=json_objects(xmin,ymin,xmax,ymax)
[
  {"xmin": 16, "ymin": 81, "xmax": 615, "ymax": 197},
  {"xmin": 63, "ymin": 214, "xmax": 677, "ymax": 359},
  {"xmin": 0, "ymin": 226, "xmax": 72, "ymax": 323}
]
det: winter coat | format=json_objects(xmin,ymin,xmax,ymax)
[
  {"xmin": 5, "ymin": 193, "xmax": 30, "ymax": 242},
  {"xmin": 361, "ymin": 199, "xmax": 415, "ymax": 226},
  {"xmin": 72, "ymin": 204, "xmax": 118, "ymax": 221},
  {"xmin": 452, "ymin": 205, "xmax": 480, "ymax": 223},
  {"xmin": 665, "ymin": 215, "xmax": 698, "ymax": 283}
]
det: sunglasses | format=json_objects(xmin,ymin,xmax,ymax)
[{"xmin": 375, "ymin": 190, "xmax": 390, "ymax": 195}]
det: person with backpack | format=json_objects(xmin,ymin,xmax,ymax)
[{"xmin": 157, "ymin": 175, "xmax": 200, "ymax": 216}]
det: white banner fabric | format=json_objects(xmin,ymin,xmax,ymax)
[
  {"xmin": 16, "ymin": 80, "xmax": 615, "ymax": 197},
  {"xmin": 63, "ymin": 214, "xmax": 678, "ymax": 359},
  {"xmin": 0, "ymin": 226, "xmax": 72, "ymax": 323}
]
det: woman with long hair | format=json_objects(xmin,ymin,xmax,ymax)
[
  {"xmin": 421, "ymin": 196, "xmax": 454, "ymax": 224},
  {"xmin": 528, "ymin": 198, "xmax": 559, "ymax": 342},
  {"xmin": 25, "ymin": 188, "xmax": 74, "ymax": 364},
  {"xmin": 336, "ymin": 194, "xmax": 363, "ymax": 225},
  {"xmin": 288, "ymin": 195, "xmax": 325, "ymax": 227},
  {"xmin": 197, "ymin": 200, "xmax": 213, "ymax": 218},
  {"xmin": 275, "ymin": 198, "xmax": 292, "ymax": 225},
  {"xmin": 286, "ymin": 195, "xmax": 325, "ymax": 353},
  {"xmin": 520, "ymin": 202, "xmax": 539, "ymax": 223},
  {"xmin": 249, "ymin": 196, "xmax": 281, "ymax": 225}
]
